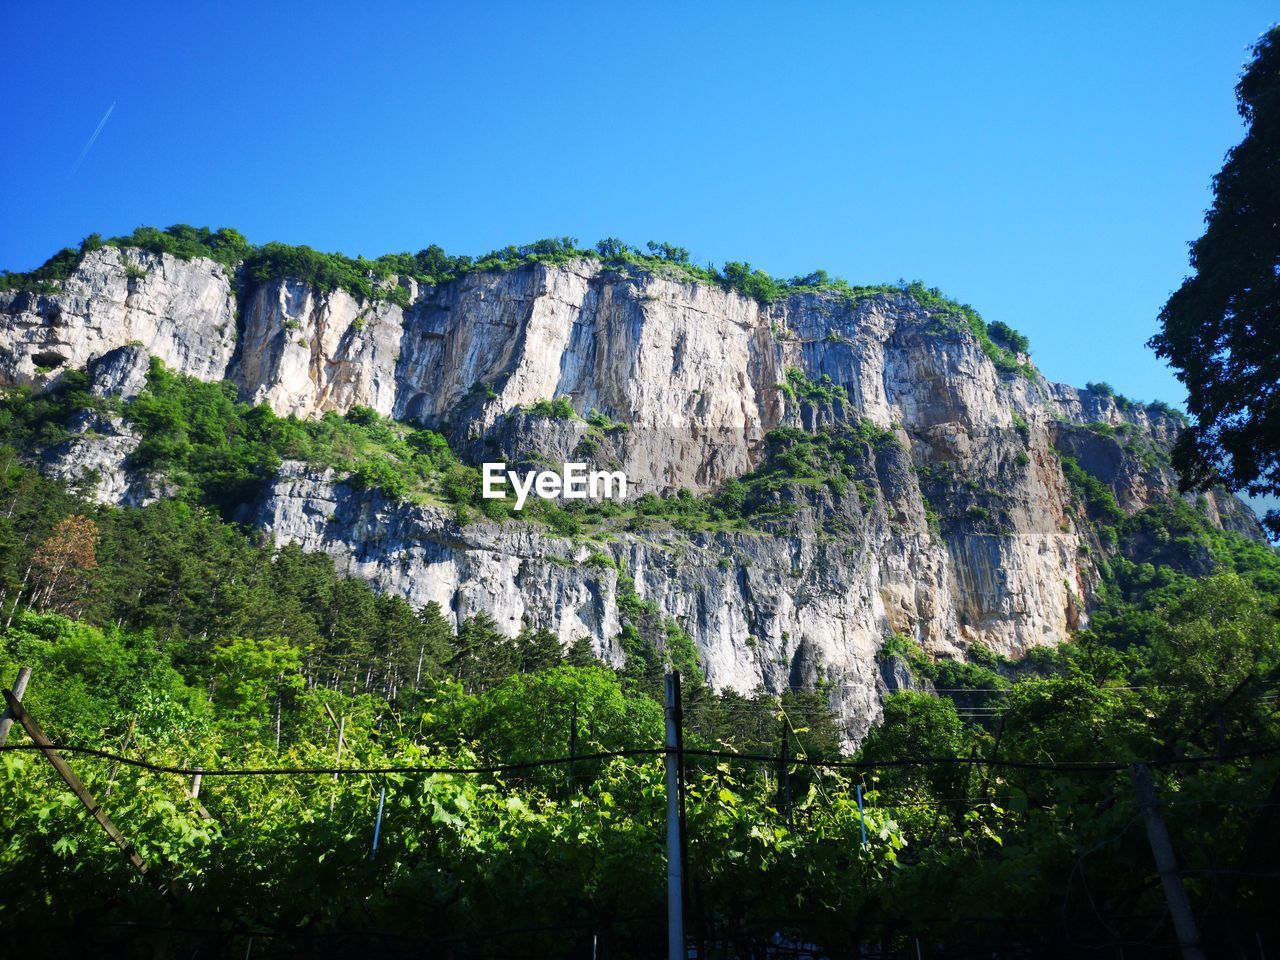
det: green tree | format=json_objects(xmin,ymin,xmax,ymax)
[
  {"xmin": 1144, "ymin": 572, "xmax": 1280, "ymax": 741},
  {"xmin": 858, "ymin": 691, "xmax": 974, "ymax": 797},
  {"xmin": 468, "ymin": 665, "xmax": 665, "ymax": 787},
  {"xmin": 448, "ymin": 611, "xmax": 516, "ymax": 694},
  {"xmin": 565, "ymin": 634, "xmax": 596, "ymax": 667},
  {"xmin": 1149, "ymin": 28, "xmax": 1280, "ymax": 535},
  {"xmin": 514, "ymin": 623, "xmax": 562, "ymax": 673},
  {"xmin": 210, "ymin": 636, "xmax": 306, "ymax": 739}
]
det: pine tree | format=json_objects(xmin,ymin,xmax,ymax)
[{"xmin": 566, "ymin": 635, "xmax": 596, "ymax": 667}]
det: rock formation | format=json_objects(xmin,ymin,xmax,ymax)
[{"xmin": 0, "ymin": 245, "xmax": 1259, "ymax": 740}]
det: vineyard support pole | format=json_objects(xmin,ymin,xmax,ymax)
[
  {"xmin": 857, "ymin": 783, "xmax": 867, "ymax": 850},
  {"xmin": 0, "ymin": 665, "xmax": 31, "ymax": 746},
  {"xmin": 665, "ymin": 671, "xmax": 685, "ymax": 960},
  {"xmin": 2, "ymin": 687, "xmax": 152, "ymax": 881},
  {"xmin": 369, "ymin": 785, "xmax": 386, "ymax": 860},
  {"xmin": 779, "ymin": 717, "xmax": 792, "ymax": 828},
  {"xmin": 569, "ymin": 700, "xmax": 578, "ymax": 794},
  {"xmin": 323, "ymin": 702, "xmax": 346, "ymax": 813},
  {"xmin": 105, "ymin": 715, "xmax": 136, "ymax": 799},
  {"xmin": 1130, "ymin": 763, "xmax": 1206, "ymax": 960},
  {"xmin": 188, "ymin": 771, "xmax": 213, "ymax": 820}
]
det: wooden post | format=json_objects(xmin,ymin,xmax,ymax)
[
  {"xmin": 323, "ymin": 702, "xmax": 347, "ymax": 814},
  {"xmin": 1130, "ymin": 763, "xmax": 1206, "ymax": 960},
  {"xmin": 0, "ymin": 665, "xmax": 31, "ymax": 746},
  {"xmin": 664, "ymin": 672, "xmax": 685, "ymax": 960},
  {"xmin": 2, "ymin": 688, "xmax": 152, "ymax": 880},
  {"xmin": 105, "ymin": 715, "xmax": 137, "ymax": 800}
]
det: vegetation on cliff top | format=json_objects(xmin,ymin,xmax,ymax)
[{"xmin": 1, "ymin": 225, "xmax": 1037, "ymax": 375}]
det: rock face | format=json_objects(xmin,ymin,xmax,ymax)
[
  {"xmin": 0, "ymin": 248, "xmax": 1262, "ymax": 740},
  {"xmin": 0, "ymin": 248, "xmax": 236, "ymax": 387}
]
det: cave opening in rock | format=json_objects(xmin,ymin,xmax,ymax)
[{"xmin": 31, "ymin": 350, "xmax": 68, "ymax": 370}]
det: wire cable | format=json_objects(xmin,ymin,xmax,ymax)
[{"xmin": 3, "ymin": 740, "xmax": 1279, "ymax": 777}]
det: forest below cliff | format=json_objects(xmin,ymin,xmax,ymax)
[{"xmin": 0, "ymin": 349, "xmax": 1277, "ymax": 957}]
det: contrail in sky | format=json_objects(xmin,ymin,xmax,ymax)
[{"xmin": 70, "ymin": 101, "xmax": 116, "ymax": 175}]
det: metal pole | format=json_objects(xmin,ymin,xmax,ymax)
[
  {"xmin": 369, "ymin": 785, "xmax": 386, "ymax": 860},
  {"xmin": 856, "ymin": 783, "xmax": 867, "ymax": 849},
  {"xmin": 1130, "ymin": 763, "xmax": 1206, "ymax": 960},
  {"xmin": 779, "ymin": 718, "xmax": 792, "ymax": 829},
  {"xmin": 0, "ymin": 665, "xmax": 31, "ymax": 746},
  {"xmin": 569, "ymin": 701, "xmax": 578, "ymax": 794},
  {"xmin": 665, "ymin": 672, "xmax": 685, "ymax": 960}
]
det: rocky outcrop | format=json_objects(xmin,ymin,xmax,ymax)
[
  {"xmin": 0, "ymin": 246, "xmax": 1263, "ymax": 740},
  {"xmin": 0, "ymin": 247, "xmax": 236, "ymax": 387},
  {"xmin": 233, "ymin": 280, "xmax": 407, "ymax": 418},
  {"xmin": 253, "ymin": 457, "xmax": 926, "ymax": 742},
  {"xmin": 34, "ymin": 345, "xmax": 163, "ymax": 507}
]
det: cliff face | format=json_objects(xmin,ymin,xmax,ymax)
[
  {"xmin": 0, "ymin": 246, "xmax": 1259, "ymax": 739},
  {"xmin": 0, "ymin": 247, "xmax": 237, "ymax": 385}
]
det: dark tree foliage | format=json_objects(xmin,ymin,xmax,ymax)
[
  {"xmin": 985, "ymin": 319, "xmax": 1030, "ymax": 354},
  {"xmin": 1150, "ymin": 28, "xmax": 1280, "ymax": 535}
]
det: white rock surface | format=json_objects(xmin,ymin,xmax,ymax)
[{"xmin": 0, "ymin": 247, "xmax": 236, "ymax": 387}]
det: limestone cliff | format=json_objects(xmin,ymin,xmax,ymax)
[{"xmin": 0, "ymin": 245, "xmax": 1259, "ymax": 739}]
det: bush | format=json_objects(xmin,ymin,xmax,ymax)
[
  {"xmin": 0, "ymin": 234, "xmax": 108, "ymax": 292},
  {"xmin": 986, "ymin": 320, "xmax": 1030, "ymax": 354},
  {"xmin": 526, "ymin": 397, "xmax": 576, "ymax": 420},
  {"xmin": 779, "ymin": 368, "xmax": 850, "ymax": 406},
  {"xmin": 585, "ymin": 408, "xmax": 627, "ymax": 432},
  {"xmin": 1059, "ymin": 455, "xmax": 1125, "ymax": 525},
  {"xmin": 108, "ymin": 224, "xmax": 252, "ymax": 270}
]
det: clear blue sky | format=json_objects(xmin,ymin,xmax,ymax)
[{"xmin": 1, "ymin": 1, "xmax": 1273, "ymax": 409}]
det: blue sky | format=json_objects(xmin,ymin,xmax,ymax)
[{"xmin": 0, "ymin": 2, "xmax": 1273, "ymax": 410}]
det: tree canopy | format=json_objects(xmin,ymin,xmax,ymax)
[{"xmin": 1150, "ymin": 28, "xmax": 1280, "ymax": 535}]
